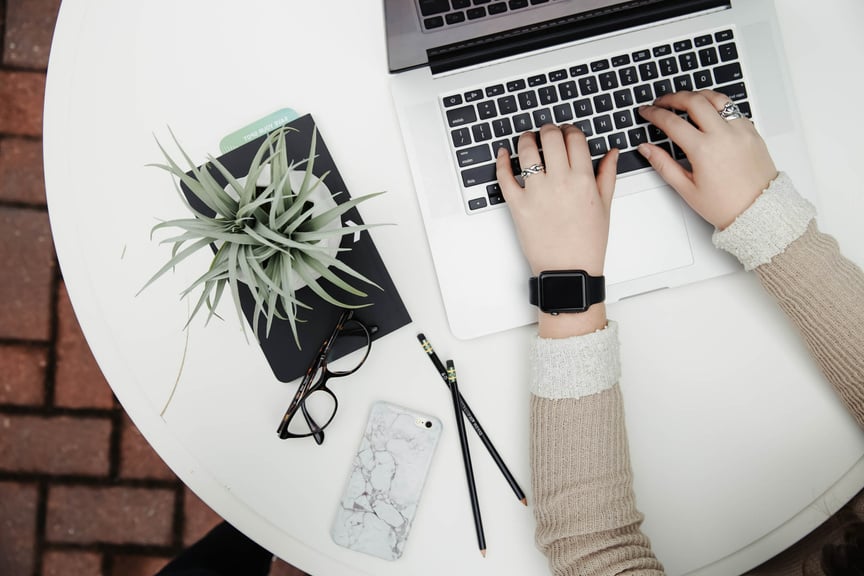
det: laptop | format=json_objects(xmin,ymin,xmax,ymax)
[{"xmin": 387, "ymin": 0, "xmax": 816, "ymax": 339}]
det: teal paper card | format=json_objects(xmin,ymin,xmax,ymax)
[{"xmin": 219, "ymin": 108, "xmax": 299, "ymax": 153}]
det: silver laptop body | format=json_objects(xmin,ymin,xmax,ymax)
[{"xmin": 388, "ymin": 0, "xmax": 816, "ymax": 339}]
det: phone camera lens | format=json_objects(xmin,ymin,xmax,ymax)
[{"xmin": 425, "ymin": 421, "xmax": 432, "ymax": 428}]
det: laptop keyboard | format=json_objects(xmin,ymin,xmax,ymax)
[
  {"xmin": 441, "ymin": 28, "xmax": 752, "ymax": 213},
  {"xmin": 419, "ymin": 0, "xmax": 562, "ymax": 31}
]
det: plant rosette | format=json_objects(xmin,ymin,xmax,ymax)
[{"xmin": 139, "ymin": 126, "xmax": 384, "ymax": 347}]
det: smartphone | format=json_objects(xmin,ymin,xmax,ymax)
[{"xmin": 331, "ymin": 401, "xmax": 442, "ymax": 560}]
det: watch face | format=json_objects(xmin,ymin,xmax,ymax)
[{"xmin": 539, "ymin": 272, "xmax": 587, "ymax": 312}]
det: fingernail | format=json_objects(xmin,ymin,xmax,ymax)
[
  {"xmin": 637, "ymin": 144, "xmax": 651, "ymax": 159},
  {"xmin": 496, "ymin": 147, "xmax": 508, "ymax": 158}
]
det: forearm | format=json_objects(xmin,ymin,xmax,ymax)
[{"xmin": 529, "ymin": 323, "xmax": 664, "ymax": 575}]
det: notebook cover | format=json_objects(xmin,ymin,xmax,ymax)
[{"xmin": 180, "ymin": 114, "xmax": 411, "ymax": 382}]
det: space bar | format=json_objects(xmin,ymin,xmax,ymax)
[{"xmin": 591, "ymin": 149, "xmax": 653, "ymax": 175}]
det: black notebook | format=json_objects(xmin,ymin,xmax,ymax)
[{"xmin": 180, "ymin": 114, "xmax": 411, "ymax": 382}]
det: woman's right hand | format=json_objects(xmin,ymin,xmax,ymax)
[{"xmin": 637, "ymin": 90, "xmax": 778, "ymax": 230}]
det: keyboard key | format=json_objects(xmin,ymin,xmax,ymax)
[
  {"xmin": 453, "ymin": 0, "xmax": 471, "ymax": 9},
  {"xmin": 485, "ymin": 84, "xmax": 505, "ymax": 97},
  {"xmin": 619, "ymin": 66, "xmax": 638, "ymax": 86},
  {"xmin": 456, "ymin": 144, "xmax": 493, "ymax": 167},
  {"xmin": 693, "ymin": 70, "xmax": 713, "ymax": 89},
  {"xmin": 608, "ymin": 132, "xmax": 627, "ymax": 150},
  {"xmin": 679, "ymin": 52, "xmax": 698, "ymax": 71},
  {"xmin": 472, "ymin": 123, "xmax": 492, "ymax": 142},
  {"xmin": 451, "ymin": 127, "xmax": 472, "ymax": 147},
  {"xmin": 558, "ymin": 81, "xmax": 578, "ymax": 100},
  {"xmin": 698, "ymin": 47, "xmax": 719, "ymax": 67},
  {"xmin": 633, "ymin": 84, "xmax": 653, "ymax": 103},
  {"xmin": 633, "ymin": 106, "xmax": 650, "ymax": 125},
  {"xmin": 715, "ymin": 29, "xmax": 734, "ymax": 42},
  {"xmin": 419, "ymin": 0, "xmax": 450, "ymax": 16},
  {"xmin": 653, "ymin": 79, "xmax": 673, "ymax": 97},
  {"xmin": 593, "ymin": 93, "xmax": 613, "ymax": 112},
  {"xmin": 673, "ymin": 74, "xmax": 693, "ymax": 92},
  {"xmin": 467, "ymin": 7, "xmax": 486, "ymax": 18},
  {"xmin": 632, "ymin": 49, "xmax": 651, "ymax": 62},
  {"xmin": 488, "ymin": 190, "xmax": 505, "ymax": 206},
  {"xmin": 659, "ymin": 57, "xmax": 679, "ymax": 76},
  {"xmin": 714, "ymin": 62, "xmax": 743, "ymax": 84},
  {"xmin": 570, "ymin": 64, "xmax": 589, "ymax": 77},
  {"xmin": 513, "ymin": 113, "xmax": 532, "ymax": 132},
  {"xmin": 673, "ymin": 143, "xmax": 687, "ymax": 160},
  {"xmin": 599, "ymin": 72, "xmax": 619, "ymax": 90},
  {"xmin": 612, "ymin": 54, "xmax": 631, "ymax": 67},
  {"xmin": 718, "ymin": 42, "xmax": 738, "ymax": 62},
  {"xmin": 694, "ymin": 34, "xmax": 713, "ymax": 47},
  {"xmin": 538, "ymin": 86, "xmax": 558, "ymax": 104},
  {"xmin": 506, "ymin": 79, "xmax": 526, "ymax": 92},
  {"xmin": 738, "ymin": 101, "xmax": 751, "ymax": 117},
  {"xmin": 573, "ymin": 119, "xmax": 593, "ymax": 136},
  {"xmin": 468, "ymin": 197, "xmax": 488, "ymax": 210},
  {"xmin": 553, "ymin": 103, "xmax": 574, "ymax": 123},
  {"xmin": 518, "ymin": 90, "xmax": 539, "ymax": 109},
  {"xmin": 714, "ymin": 82, "xmax": 748, "ymax": 101},
  {"xmin": 628, "ymin": 127, "xmax": 648, "ymax": 147},
  {"xmin": 497, "ymin": 95, "xmax": 517, "ymax": 114},
  {"xmin": 617, "ymin": 150, "xmax": 652, "ymax": 174},
  {"xmin": 638, "ymin": 62, "xmax": 659, "ymax": 81},
  {"xmin": 549, "ymin": 69, "xmax": 568, "ymax": 82},
  {"xmin": 532, "ymin": 108, "xmax": 554, "ymax": 127},
  {"xmin": 578, "ymin": 76, "xmax": 599, "ymax": 95},
  {"xmin": 492, "ymin": 118, "xmax": 513, "ymax": 137},
  {"xmin": 446, "ymin": 12, "xmax": 466, "ymax": 24},
  {"xmin": 647, "ymin": 124, "xmax": 667, "ymax": 142},
  {"xmin": 447, "ymin": 105, "xmax": 477, "ymax": 127},
  {"xmin": 614, "ymin": 110, "xmax": 633, "ymax": 129},
  {"xmin": 478, "ymin": 100, "xmax": 498, "ymax": 119},
  {"xmin": 474, "ymin": 0, "xmax": 493, "ymax": 4},
  {"xmin": 488, "ymin": 2, "xmax": 508, "ymax": 14},
  {"xmin": 673, "ymin": 39, "xmax": 693, "ymax": 52},
  {"xmin": 591, "ymin": 59, "xmax": 610, "ymax": 72},
  {"xmin": 653, "ymin": 44, "xmax": 672, "ymax": 57},
  {"xmin": 509, "ymin": 0, "xmax": 528, "ymax": 8},
  {"xmin": 443, "ymin": 94, "xmax": 464, "ymax": 107},
  {"xmin": 424, "ymin": 16, "xmax": 444, "ymax": 29},
  {"xmin": 588, "ymin": 137, "xmax": 608, "ymax": 156},
  {"xmin": 573, "ymin": 98, "xmax": 593, "ymax": 117},
  {"xmin": 613, "ymin": 89, "xmax": 634, "ymax": 108},
  {"xmin": 528, "ymin": 74, "xmax": 547, "ymax": 86},
  {"xmin": 465, "ymin": 89, "xmax": 483, "ymax": 102},
  {"xmin": 462, "ymin": 163, "xmax": 497, "ymax": 187},
  {"xmin": 491, "ymin": 139, "xmax": 511, "ymax": 156},
  {"xmin": 593, "ymin": 114, "xmax": 613, "ymax": 134}
]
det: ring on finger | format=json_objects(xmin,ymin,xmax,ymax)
[
  {"xmin": 718, "ymin": 101, "xmax": 745, "ymax": 121},
  {"xmin": 520, "ymin": 163, "xmax": 545, "ymax": 180}
]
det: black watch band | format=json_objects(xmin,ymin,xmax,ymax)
[{"xmin": 529, "ymin": 270, "xmax": 605, "ymax": 315}]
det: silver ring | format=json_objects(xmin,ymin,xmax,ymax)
[
  {"xmin": 520, "ymin": 163, "xmax": 545, "ymax": 179},
  {"xmin": 719, "ymin": 101, "xmax": 745, "ymax": 121}
]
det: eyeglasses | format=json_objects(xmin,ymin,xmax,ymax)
[{"xmin": 276, "ymin": 309, "xmax": 373, "ymax": 444}]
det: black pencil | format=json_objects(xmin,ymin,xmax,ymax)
[
  {"xmin": 447, "ymin": 360, "xmax": 486, "ymax": 557},
  {"xmin": 417, "ymin": 333, "xmax": 527, "ymax": 506}
]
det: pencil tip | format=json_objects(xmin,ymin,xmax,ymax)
[
  {"xmin": 521, "ymin": 498, "xmax": 528, "ymax": 506},
  {"xmin": 481, "ymin": 549, "xmax": 487, "ymax": 558}
]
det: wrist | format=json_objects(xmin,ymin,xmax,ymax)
[{"xmin": 538, "ymin": 303, "xmax": 606, "ymax": 338}]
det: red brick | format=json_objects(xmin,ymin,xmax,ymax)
[
  {"xmin": 55, "ymin": 282, "xmax": 114, "ymax": 408},
  {"xmin": 0, "ymin": 71, "xmax": 45, "ymax": 136},
  {"xmin": 271, "ymin": 558, "xmax": 309, "ymax": 576},
  {"xmin": 0, "ymin": 414, "xmax": 111, "ymax": 475},
  {"xmin": 0, "ymin": 137, "xmax": 46, "ymax": 205},
  {"xmin": 0, "ymin": 344, "xmax": 47, "ymax": 405},
  {"xmin": 119, "ymin": 413, "xmax": 175, "ymax": 480},
  {"xmin": 42, "ymin": 550, "xmax": 102, "ymax": 576},
  {"xmin": 183, "ymin": 487, "xmax": 223, "ymax": 546},
  {"xmin": 46, "ymin": 485, "xmax": 175, "ymax": 545},
  {"xmin": 0, "ymin": 207, "xmax": 54, "ymax": 340},
  {"xmin": 111, "ymin": 554, "xmax": 171, "ymax": 576},
  {"xmin": 3, "ymin": 0, "xmax": 62, "ymax": 69},
  {"xmin": 0, "ymin": 481, "xmax": 38, "ymax": 576}
]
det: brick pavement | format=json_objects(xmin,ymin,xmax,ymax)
[{"xmin": 0, "ymin": 2, "xmax": 307, "ymax": 574}]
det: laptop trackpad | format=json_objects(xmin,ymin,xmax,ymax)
[{"xmin": 605, "ymin": 186, "xmax": 693, "ymax": 284}]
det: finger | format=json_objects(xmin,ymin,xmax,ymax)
[
  {"xmin": 495, "ymin": 146, "xmax": 522, "ymax": 201},
  {"xmin": 538, "ymin": 124, "xmax": 568, "ymax": 171},
  {"xmin": 653, "ymin": 90, "xmax": 726, "ymax": 132},
  {"xmin": 639, "ymin": 105, "xmax": 702, "ymax": 151},
  {"xmin": 562, "ymin": 124, "xmax": 594, "ymax": 174},
  {"xmin": 636, "ymin": 143, "xmax": 696, "ymax": 199},
  {"xmin": 517, "ymin": 130, "xmax": 543, "ymax": 170},
  {"xmin": 596, "ymin": 148, "xmax": 619, "ymax": 212}
]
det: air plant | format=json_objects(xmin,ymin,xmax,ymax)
[{"xmin": 139, "ymin": 126, "xmax": 383, "ymax": 346}]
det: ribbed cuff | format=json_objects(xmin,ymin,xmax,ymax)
[
  {"xmin": 528, "ymin": 321, "xmax": 620, "ymax": 399},
  {"xmin": 712, "ymin": 172, "xmax": 815, "ymax": 270}
]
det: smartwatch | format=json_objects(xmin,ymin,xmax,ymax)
[{"xmin": 529, "ymin": 270, "xmax": 605, "ymax": 315}]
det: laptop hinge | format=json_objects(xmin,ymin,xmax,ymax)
[{"xmin": 427, "ymin": 0, "xmax": 731, "ymax": 75}]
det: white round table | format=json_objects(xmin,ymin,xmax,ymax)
[{"xmin": 44, "ymin": 1, "xmax": 864, "ymax": 574}]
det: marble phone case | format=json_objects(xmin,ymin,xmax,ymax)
[{"xmin": 331, "ymin": 401, "xmax": 442, "ymax": 560}]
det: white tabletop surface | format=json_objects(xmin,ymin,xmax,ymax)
[{"xmin": 44, "ymin": 1, "xmax": 864, "ymax": 574}]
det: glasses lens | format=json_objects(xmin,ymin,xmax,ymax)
[
  {"xmin": 286, "ymin": 387, "xmax": 337, "ymax": 437},
  {"xmin": 325, "ymin": 319, "xmax": 371, "ymax": 375}
]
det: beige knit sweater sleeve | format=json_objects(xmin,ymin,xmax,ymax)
[{"xmin": 528, "ymin": 173, "xmax": 864, "ymax": 575}]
